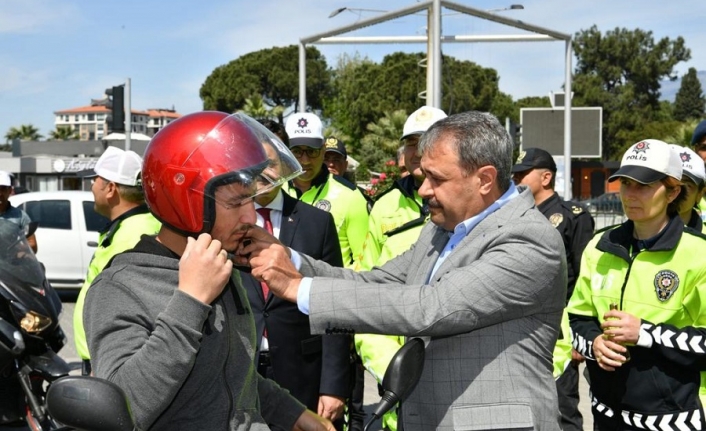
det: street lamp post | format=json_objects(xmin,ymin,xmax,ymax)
[{"xmin": 328, "ymin": 7, "xmax": 387, "ymax": 18}]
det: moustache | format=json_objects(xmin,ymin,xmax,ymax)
[{"xmin": 427, "ymin": 199, "xmax": 441, "ymax": 208}]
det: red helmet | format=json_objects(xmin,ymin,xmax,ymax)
[{"xmin": 142, "ymin": 111, "xmax": 300, "ymax": 235}]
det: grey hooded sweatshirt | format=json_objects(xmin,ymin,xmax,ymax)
[{"xmin": 84, "ymin": 236, "xmax": 305, "ymax": 430}]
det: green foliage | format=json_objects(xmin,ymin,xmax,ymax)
[
  {"xmin": 323, "ymin": 53, "xmax": 380, "ymax": 152},
  {"xmin": 48, "ymin": 126, "xmax": 79, "ymax": 140},
  {"xmin": 200, "ymin": 45, "xmax": 331, "ymax": 118},
  {"xmin": 238, "ymin": 94, "xmax": 284, "ymax": 121},
  {"xmin": 356, "ymin": 110, "xmax": 407, "ymax": 178},
  {"xmin": 674, "ymin": 68, "xmax": 705, "ymax": 122},
  {"xmin": 324, "ymin": 51, "xmax": 504, "ymax": 148},
  {"xmin": 5, "ymin": 124, "xmax": 43, "ymax": 143},
  {"xmin": 660, "ymin": 119, "xmax": 702, "ymax": 147},
  {"xmin": 572, "ymin": 26, "xmax": 691, "ymax": 160}
]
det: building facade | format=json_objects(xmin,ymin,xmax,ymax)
[{"xmin": 54, "ymin": 100, "xmax": 180, "ymax": 141}]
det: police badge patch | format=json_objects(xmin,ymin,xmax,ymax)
[
  {"xmin": 315, "ymin": 199, "xmax": 332, "ymax": 212},
  {"xmin": 654, "ymin": 270, "xmax": 679, "ymax": 301},
  {"xmin": 549, "ymin": 213, "xmax": 563, "ymax": 228}
]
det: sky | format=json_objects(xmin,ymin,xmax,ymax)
[{"xmin": 2, "ymin": 0, "xmax": 705, "ymax": 138}]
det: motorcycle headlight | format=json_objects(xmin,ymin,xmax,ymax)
[{"xmin": 19, "ymin": 310, "xmax": 52, "ymax": 333}]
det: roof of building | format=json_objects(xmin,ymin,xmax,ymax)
[
  {"xmin": 146, "ymin": 109, "xmax": 181, "ymax": 119},
  {"xmin": 55, "ymin": 105, "xmax": 181, "ymax": 118},
  {"xmin": 54, "ymin": 105, "xmax": 110, "ymax": 114}
]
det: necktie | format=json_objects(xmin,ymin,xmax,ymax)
[{"xmin": 256, "ymin": 208, "xmax": 273, "ymax": 300}]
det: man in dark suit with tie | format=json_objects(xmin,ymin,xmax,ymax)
[{"xmin": 242, "ymin": 132, "xmax": 352, "ymax": 430}]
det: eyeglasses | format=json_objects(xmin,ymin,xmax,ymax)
[{"xmin": 290, "ymin": 147, "xmax": 322, "ymax": 159}]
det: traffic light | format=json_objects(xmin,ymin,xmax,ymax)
[
  {"xmin": 105, "ymin": 85, "xmax": 125, "ymax": 133},
  {"xmin": 509, "ymin": 121, "xmax": 522, "ymax": 147}
]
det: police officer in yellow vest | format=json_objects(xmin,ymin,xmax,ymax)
[
  {"xmin": 283, "ymin": 113, "xmax": 369, "ymax": 269},
  {"xmin": 569, "ymin": 139, "xmax": 706, "ymax": 430},
  {"xmin": 73, "ymin": 147, "xmax": 161, "ymax": 372},
  {"xmin": 512, "ymin": 147, "xmax": 594, "ymax": 431},
  {"xmin": 355, "ymin": 106, "xmax": 447, "ymax": 431},
  {"xmin": 673, "ymin": 145, "xmax": 706, "ymax": 231}
]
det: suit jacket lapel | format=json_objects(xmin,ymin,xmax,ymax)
[
  {"xmin": 263, "ymin": 193, "xmax": 300, "ymax": 306},
  {"xmin": 416, "ymin": 226, "xmax": 449, "ymax": 284},
  {"xmin": 430, "ymin": 188, "xmax": 534, "ymax": 281},
  {"xmin": 278, "ymin": 193, "xmax": 299, "ymax": 247}
]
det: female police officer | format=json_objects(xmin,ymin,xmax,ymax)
[{"xmin": 568, "ymin": 139, "xmax": 706, "ymax": 430}]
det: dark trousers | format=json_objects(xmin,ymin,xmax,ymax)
[
  {"xmin": 348, "ymin": 360, "xmax": 366, "ymax": 431},
  {"xmin": 556, "ymin": 361, "xmax": 583, "ymax": 431},
  {"xmin": 257, "ymin": 351, "xmax": 346, "ymax": 431}
]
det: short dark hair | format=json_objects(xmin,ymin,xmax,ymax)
[{"xmin": 256, "ymin": 118, "xmax": 289, "ymax": 146}]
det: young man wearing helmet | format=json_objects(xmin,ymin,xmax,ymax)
[{"xmin": 83, "ymin": 112, "xmax": 334, "ymax": 431}]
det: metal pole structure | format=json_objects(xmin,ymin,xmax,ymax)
[
  {"xmin": 563, "ymin": 39, "xmax": 572, "ymax": 200},
  {"xmin": 425, "ymin": 8, "xmax": 432, "ymax": 104},
  {"xmin": 299, "ymin": 43, "xmax": 307, "ymax": 112},
  {"xmin": 125, "ymin": 77, "xmax": 131, "ymax": 152},
  {"xmin": 430, "ymin": 0, "xmax": 442, "ymax": 108}
]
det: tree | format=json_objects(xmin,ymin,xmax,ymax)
[
  {"xmin": 5, "ymin": 124, "xmax": 43, "ymax": 143},
  {"xmin": 323, "ymin": 53, "xmax": 382, "ymax": 150},
  {"xmin": 324, "ymin": 51, "xmax": 507, "ymax": 149},
  {"xmin": 661, "ymin": 119, "xmax": 702, "ymax": 147},
  {"xmin": 674, "ymin": 67, "xmax": 705, "ymax": 122},
  {"xmin": 355, "ymin": 110, "xmax": 407, "ymax": 178},
  {"xmin": 572, "ymin": 26, "xmax": 690, "ymax": 159},
  {"xmin": 200, "ymin": 45, "xmax": 331, "ymax": 122},
  {"xmin": 48, "ymin": 126, "xmax": 79, "ymax": 140}
]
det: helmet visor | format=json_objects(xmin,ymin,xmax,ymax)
[
  {"xmin": 193, "ymin": 113, "xmax": 303, "ymax": 210},
  {"xmin": 235, "ymin": 114, "xmax": 303, "ymax": 200}
]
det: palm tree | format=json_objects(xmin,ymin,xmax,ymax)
[
  {"xmin": 355, "ymin": 109, "xmax": 408, "ymax": 178},
  {"xmin": 661, "ymin": 119, "xmax": 702, "ymax": 147},
  {"xmin": 240, "ymin": 94, "xmax": 268, "ymax": 118},
  {"xmin": 4, "ymin": 127, "xmax": 21, "ymax": 144},
  {"xmin": 4, "ymin": 124, "xmax": 43, "ymax": 143},
  {"xmin": 48, "ymin": 126, "xmax": 79, "ymax": 140},
  {"xmin": 361, "ymin": 109, "xmax": 407, "ymax": 153},
  {"xmin": 239, "ymin": 94, "xmax": 286, "ymax": 122}
]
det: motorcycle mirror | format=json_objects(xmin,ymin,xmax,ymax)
[
  {"xmin": 46, "ymin": 376, "xmax": 135, "ymax": 431},
  {"xmin": 25, "ymin": 221, "xmax": 38, "ymax": 238},
  {"xmin": 0, "ymin": 317, "xmax": 24, "ymax": 358},
  {"xmin": 366, "ymin": 337, "xmax": 425, "ymax": 430}
]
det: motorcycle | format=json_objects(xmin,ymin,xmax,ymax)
[
  {"xmin": 0, "ymin": 220, "xmax": 71, "ymax": 430},
  {"xmin": 43, "ymin": 338, "xmax": 425, "ymax": 431}
]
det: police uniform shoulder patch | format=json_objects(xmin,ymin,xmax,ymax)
[
  {"xmin": 571, "ymin": 205, "xmax": 583, "ymax": 215},
  {"xmin": 515, "ymin": 150, "xmax": 526, "ymax": 164},
  {"xmin": 548, "ymin": 213, "xmax": 563, "ymax": 228},
  {"xmin": 315, "ymin": 199, "xmax": 332, "ymax": 212},
  {"xmin": 654, "ymin": 270, "xmax": 679, "ymax": 302}
]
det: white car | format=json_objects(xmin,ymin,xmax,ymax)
[{"xmin": 9, "ymin": 191, "xmax": 108, "ymax": 291}]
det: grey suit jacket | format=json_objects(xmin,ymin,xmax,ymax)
[{"xmin": 300, "ymin": 187, "xmax": 566, "ymax": 431}]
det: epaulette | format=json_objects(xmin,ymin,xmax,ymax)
[
  {"xmin": 331, "ymin": 174, "xmax": 357, "ymax": 191},
  {"xmin": 561, "ymin": 200, "xmax": 588, "ymax": 216},
  {"xmin": 683, "ymin": 225, "xmax": 706, "ymax": 241}
]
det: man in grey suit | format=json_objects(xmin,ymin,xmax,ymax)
[{"xmin": 240, "ymin": 111, "xmax": 567, "ymax": 431}]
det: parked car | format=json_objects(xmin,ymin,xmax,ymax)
[
  {"xmin": 9, "ymin": 191, "xmax": 108, "ymax": 290},
  {"xmin": 581, "ymin": 192, "xmax": 623, "ymax": 214}
]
